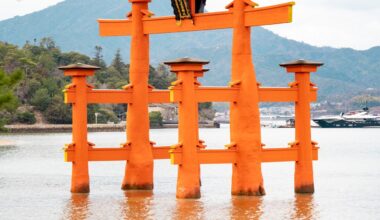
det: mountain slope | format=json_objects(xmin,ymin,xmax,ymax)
[{"xmin": 1, "ymin": 0, "xmax": 379, "ymax": 99}]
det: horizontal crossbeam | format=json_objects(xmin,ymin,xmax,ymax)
[
  {"xmin": 64, "ymin": 87, "xmax": 317, "ymax": 104},
  {"xmin": 64, "ymin": 146, "xmax": 318, "ymax": 163},
  {"xmin": 64, "ymin": 146, "xmax": 171, "ymax": 162},
  {"xmin": 170, "ymin": 87, "xmax": 317, "ymax": 103},
  {"xmin": 64, "ymin": 89, "xmax": 170, "ymax": 104},
  {"xmin": 98, "ymin": 2, "xmax": 294, "ymax": 36},
  {"xmin": 65, "ymin": 89, "xmax": 132, "ymax": 104},
  {"xmin": 259, "ymin": 87, "xmax": 318, "ymax": 102},
  {"xmin": 171, "ymin": 147, "xmax": 319, "ymax": 165}
]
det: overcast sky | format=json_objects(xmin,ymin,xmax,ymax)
[{"xmin": 1, "ymin": 0, "xmax": 379, "ymax": 50}]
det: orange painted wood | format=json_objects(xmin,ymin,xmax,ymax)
[
  {"xmin": 148, "ymin": 90, "xmax": 171, "ymax": 103},
  {"xmin": 169, "ymin": 147, "xmax": 318, "ymax": 164},
  {"xmin": 98, "ymin": 2, "xmax": 294, "ymax": 36},
  {"xmin": 152, "ymin": 146, "xmax": 171, "ymax": 159},
  {"xmin": 98, "ymin": 19, "xmax": 132, "ymax": 36},
  {"xmin": 197, "ymin": 149, "xmax": 237, "ymax": 164},
  {"xmin": 65, "ymin": 90, "xmax": 171, "ymax": 104},
  {"xmin": 143, "ymin": 11, "xmax": 233, "ymax": 34},
  {"xmin": 65, "ymin": 87, "xmax": 317, "ymax": 105},
  {"xmin": 65, "ymin": 146, "xmax": 171, "ymax": 162},
  {"xmin": 244, "ymin": 2, "xmax": 294, "ymax": 27},
  {"xmin": 259, "ymin": 87, "xmax": 317, "ymax": 102},
  {"xmin": 65, "ymin": 146, "xmax": 318, "ymax": 163},
  {"xmin": 196, "ymin": 87, "xmax": 239, "ymax": 102},
  {"xmin": 170, "ymin": 87, "xmax": 317, "ymax": 103},
  {"xmin": 65, "ymin": 90, "xmax": 132, "ymax": 104}
]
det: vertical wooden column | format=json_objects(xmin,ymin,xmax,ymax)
[
  {"xmin": 280, "ymin": 59, "xmax": 323, "ymax": 193},
  {"xmin": 122, "ymin": 0, "xmax": 154, "ymax": 190},
  {"xmin": 229, "ymin": 0, "xmax": 265, "ymax": 196},
  {"xmin": 165, "ymin": 58, "xmax": 209, "ymax": 199},
  {"xmin": 59, "ymin": 63, "xmax": 100, "ymax": 193}
]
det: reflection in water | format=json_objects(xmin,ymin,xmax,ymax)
[
  {"xmin": 173, "ymin": 199, "xmax": 204, "ymax": 220},
  {"xmin": 230, "ymin": 196, "xmax": 263, "ymax": 220},
  {"xmin": 121, "ymin": 191, "xmax": 154, "ymax": 219},
  {"xmin": 65, "ymin": 194, "xmax": 90, "ymax": 220},
  {"xmin": 292, "ymin": 194, "xmax": 317, "ymax": 220}
]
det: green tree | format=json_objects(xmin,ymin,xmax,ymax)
[
  {"xmin": 16, "ymin": 111, "xmax": 36, "ymax": 124},
  {"xmin": 111, "ymin": 49, "xmax": 129, "ymax": 78},
  {"xmin": 0, "ymin": 68, "xmax": 23, "ymax": 130},
  {"xmin": 0, "ymin": 69, "xmax": 22, "ymax": 108},
  {"xmin": 30, "ymin": 88, "xmax": 51, "ymax": 111},
  {"xmin": 199, "ymin": 102, "xmax": 215, "ymax": 121},
  {"xmin": 149, "ymin": 111, "xmax": 163, "ymax": 128},
  {"xmin": 149, "ymin": 64, "xmax": 175, "ymax": 89},
  {"xmin": 111, "ymin": 49, "xmax": 123, "ymax": 72},
  {"xmin": 39, "ymin": 37, "xmax": 57, "ymax": 50},
  {"xmin": 44, "ymin": 95, "xmax": 72, "ymax": 124},
  {"xmin": 92, "ymin": 46, "xmax": 107, "ymax": 68}
]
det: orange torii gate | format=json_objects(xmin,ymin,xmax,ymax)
[{"xmin": 60, "ymin": 0, "xmax": 323, "ymax": 198}]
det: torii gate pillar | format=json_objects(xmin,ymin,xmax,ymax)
[
  {"xmin": 59, "ymin": 63, "xmax": 100, "ymax": 193},
  {"xmin": 280, "ymin": 60, "xmax": 323, "ymax": 193},
  {"xmin": 121, "ymin": 0, "xmax": 154, "ymax": 190},
  {"xmin": 230, "ymin": 0, "xmax": 265, "ymax": 196}
]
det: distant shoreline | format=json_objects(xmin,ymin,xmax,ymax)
[
  {"xmin": 2, "ymin": 122, "xmax": 218, "ymax": 133},
  {"xmin": 3, "ymin": 124, "xmax": 125, "ymax": 133}
]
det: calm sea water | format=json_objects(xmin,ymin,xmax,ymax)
[{"xmin": 0, "ymin": 125, "xmax": 379, "ymax": 219}]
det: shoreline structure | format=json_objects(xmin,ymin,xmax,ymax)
[{"xmin": 3, "ymin": 122, "xmax": 218, "ymax": 133}]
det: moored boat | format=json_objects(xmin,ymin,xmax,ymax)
[{"xmin": 313, "ymin": 107, "xmax": 380, "ymax": 128}]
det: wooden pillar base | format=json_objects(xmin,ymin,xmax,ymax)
[
  {"xmin": 294, "ymin": 164, "xmax": 315, "ymax": 194},
  {"xmin": 232, "ymin": 186, "xmax": 266, "ymax": 196},
  {"xmin": 121, "ymin": 165, "xmax": 154, "ymax": 190},
  {"xmin": 295, "ymin": 184, "xmax": 314, "ymax": 194},
  {"xmin": 71, "ymin": 175, "xmax": 90, "ymax": 193},
  {"xmin": 121, "ymin": 183, "xmax": 154, "ymax": 190},
  {"xmin": 176, "ymin": 187, "xmax": 201, "ymax": 199}
]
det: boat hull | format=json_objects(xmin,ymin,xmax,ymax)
[{"xmin": 313, "ymin": 119, "xmax": 380, "ymax": 128}]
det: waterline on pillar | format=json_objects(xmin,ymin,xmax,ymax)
[
  {"xmin": 121, "ymin": 183, "xmax": 154, "ymax": 191},
  {"xmin": 71, "ymin": 184, "xmax": 90, "ymax": 194},
  {"xmin": 295, "ymin": 184, "xmax": 314, "ymax": 194},
  {"xmin": 231, "ymin": 186, "xmax": 266, "ymax": 197},
  {"xmin": 176, "ymin": 187, "xmax": 201, "ymax": 199}
]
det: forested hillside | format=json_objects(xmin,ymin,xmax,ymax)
[
  {"xmin": 0, "ymin": 39, "xmax": 175, "ymax": 126},
  {"xmin": 1, "ymin": 0, "xmax": 380, "ymax": 100}
]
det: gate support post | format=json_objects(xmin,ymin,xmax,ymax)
[
  {"xmin": 165, "ymin": 58, "xmax": 209, "ymax": 199},
  {"xmin": 280, "ymin": 59, "xmax": 323, "ymax": 193},
  {"xmin": 230, "ymin": 0, "xmax": 265, "ymax": 196},
  {"xmin": 122, "ymin": 0, "xmax": 154, "ymax": 190},
  {"xmin": 60, "ymin": 63, "xmax": 100, "ymax": 193}
]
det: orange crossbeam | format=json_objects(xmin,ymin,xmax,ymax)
[
  {"xmin": 98, "ymin": 2, "xmax": 294, "ymax": 36},
  {"xmin": 64, "ymin": 146, "xmax": 171, "ymax": 162},
  {"xmin": 245, "ymin": 2, "xmax": 294, "ymax": 27},
  {"xmin": 65, "ymin": 147, "xmax": 318, "ymax": 163},
  {"xmin": 148, "ymin": 90, "xmax": 171, "ymax": 103},
  {"xmin": 196, "ymin": 87, "xmax": 239, "ymax": 102},
  {"xmin": 170, "ymin": 147, "xmax": 318, "ymax": 165},
  {"xmin": 64, "ymin": 89, "xmax": 170, "ymax": 104},
  {"xmin": 64, "ymin": 87, "xmax": 317, "ymax": 104},
  {"xmin": 170, "ymin": 87, "xmax": 317, "ymax": 103},
  {"xmin": 64, "ymin": 89, "xmax": 132, "ymax": 104},
  {"xmin": 259, "ymin": 87, "xmax": 318, "ymax": 102}
]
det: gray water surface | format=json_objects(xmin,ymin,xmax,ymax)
[{"xmin": 0, "ymin": 126, "xmax": 379, "ymax": 219}]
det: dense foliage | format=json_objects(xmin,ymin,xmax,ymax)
[
  {"xmin": 0, "ymin": 68, "xmax": 23, "ymax": 129},
  {"xmin": 0, "ymin": 39, "xmax": 176, "ymax": 126},
  {"xmin": 1, "ymin": 0, "xmax": 380, "ymax": 101},
  {"xmin": 149, "ymin": 111, "xmax": 163, "ymax": 128}
]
